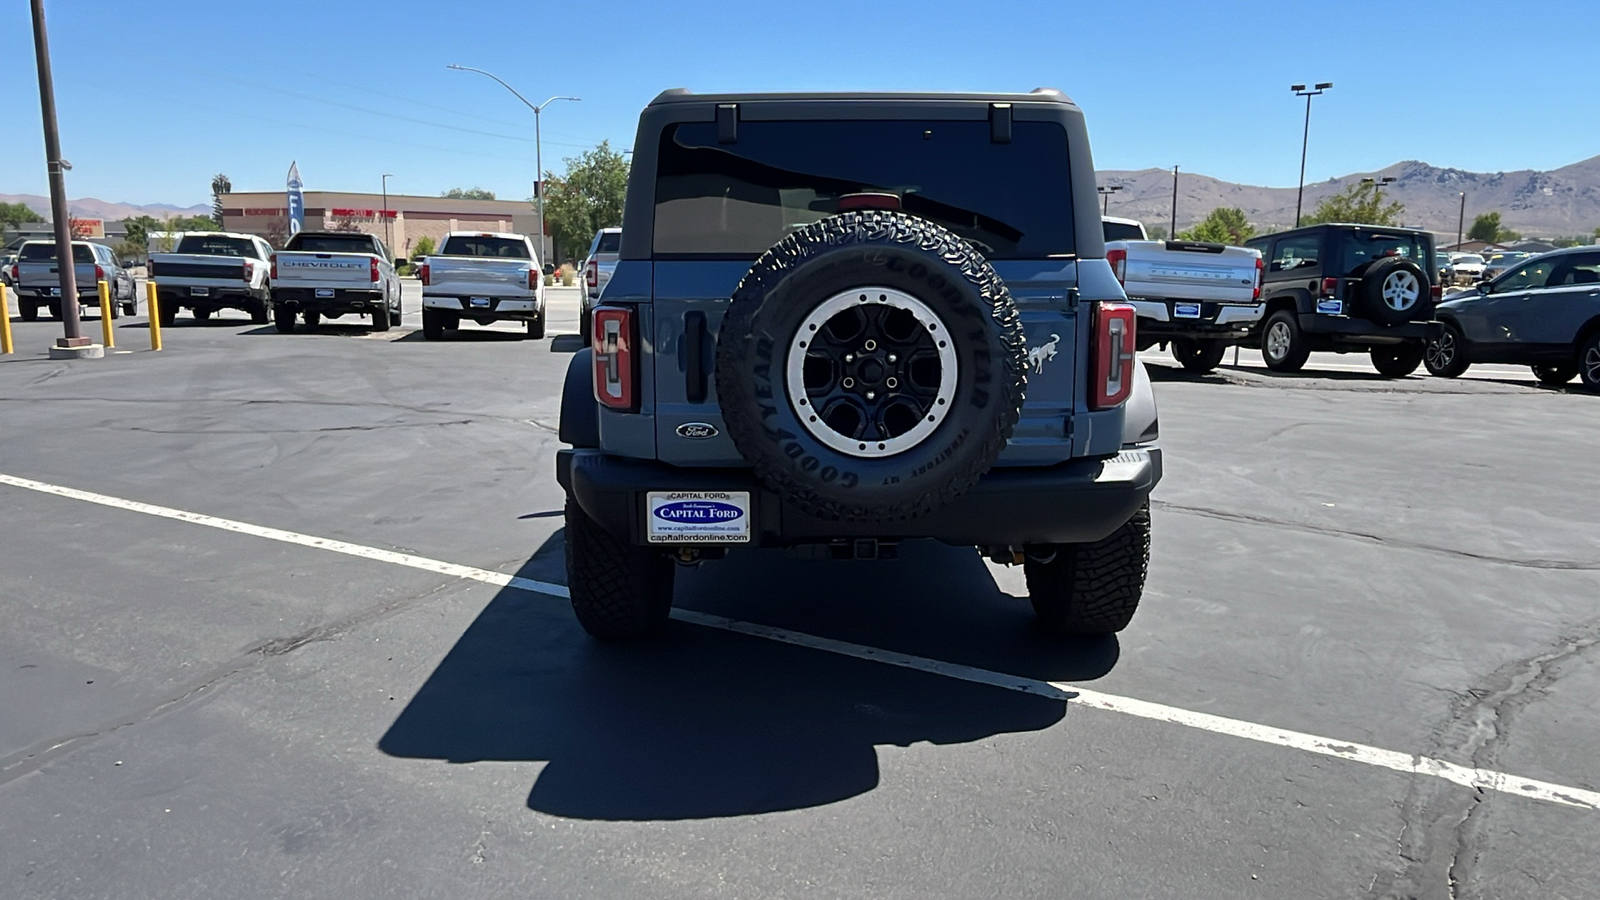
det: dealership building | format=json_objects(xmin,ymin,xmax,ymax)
[{"xmin": 217, "ymin": 191, "xmax": 547, "ymax": 260}]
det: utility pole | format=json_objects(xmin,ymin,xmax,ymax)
[
  {"xmin": 446, "ymin": 65, "xmax": 578, "ymax": 265},
  {"xmin": 1456, "ymin": 192, "xmax": 1466, "ymax": 251},
  {"xmin": 381, "ymin": 174, "xmax": 393, "ymax": 249},
  {"xmin": 30, "ymin": 0, "xmax": 92, "ymax": 357},
  {"xmin": 1360, "ymin": 175, "xmax": 1397, "ymax": 213},
  {"xmin": 1292, "ymin": 83, "xmax": 1333, "ymax": 227},
  {"xmin": 1170, "ymin": 166, "xmax": 1179, "ymax": 237}
]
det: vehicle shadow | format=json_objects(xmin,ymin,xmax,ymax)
[
  {"xmin": 379, "ymin": 534, "xmax": 1112, "ymax": 821},
  {"xmin": 548, "ymin": 334, "xmax": 584, "ymax": 353},
  {"xmin": 388, "ymin": 328, "xmax": 531, "ymax": 343}
]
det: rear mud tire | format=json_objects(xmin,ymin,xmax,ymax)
[
  {"xmin": 303, "ymin": 310, "xmax": 321, "ymax": 328},
  {"xmin": 1172, "ymin": 338, "xmax": 1227, "ymax": 373},
  {"xmin": 273, "ymin": 303, "xmax": 296, "ymax": 333},
  {"xmin": 564, "ymin": 500, "xmax": 674, "ymax": 640},
  {"xmin": 1025, "ymin": 503, "xmax": 1152, "ymax": 636},
  {"xmin": 527, "ymin": 313, "xmax": 545, "ymax": 340},
  {"xmin": 250, "ymin": 298, "xmax": 270, "ymax": 325},
  {"xmin": 193, "ymin": 307, "xmax": 211, "ymax": 323},
  {"xmin": 421, "ymin": 307, "xmax": 445, "ymax": 340},
  {"xmin": 1261, "ymin": 310, "xmax": 1310, "ymax": 373},
  {"xmin": 715, "ymin": 210, "xmax": 1027, "ymax": 523},
  {"xmin": 371, "ymin": 303, "xmax": 391, "ymax": 332},
  {"xmin": 1370, "ymin": 343, "xmax": 1423, "ymax": 377},
  {"xmin": 159, "ymin": 298, "xmax": 178, "ymax": 328},
  {"xmin": 19, "ymin": 301, "xmax": 39, "ymax": 322}
]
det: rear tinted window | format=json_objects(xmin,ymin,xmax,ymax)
[
  {"xmin": 19, "ymin": 243, "xmax": 93, "ymax": 263},
  {"xmin": 176, "ymin": 235, "xmax": 258, "ymax": 258},
  {"xmin": 1336, "ymin": 231, "xmax": 1430, "ymax": 277},
  {"xmin": 593, "ymin": 232, "xmax": 621, "ymax": 254},
  {"xmin": 653, "ymin": 119, "xmax": 1074, "ymax": 259},
  {"xmin": 287, "ymin": 234, "xmax": 378, "ymax": 254},
  {"xmin": 1102, "ymin": 221, "xmax": 1145, "ymax": 242},
  {"xmin": 439, "ymin": 236, "xmax": 531, "ymax": 259}
]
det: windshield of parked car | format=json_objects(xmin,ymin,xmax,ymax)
[
  {"xmin": 175, "ymin": 235, "xmax": 259, "ymax": 258},
  {"xmin": 653, "ymin": 119, "xmax": 1075, "ymax": 259},
  {"xmin": 1335, "ymin": 231, "xmax": 1430, "ymax": 277},
  {"xmin": 18, "ymin": 242, "xmax": 94, "ymax": 264},
  {"xmin": 439, "ymin": 236, "xmax": 531, "ymax": 259},
  {"xmin": 287, "ymin": 234, "xmax": 379, "ymax": 254},
  {"xmin": 1102, "ymin": 221, "xmax": 1146, "ymax": 242},
  {"xmin": 592, "ymin": 231, "xmax": 621, "ymax": 255},
  {"xmin": 1455, "ymin": 254, "xmax": 1484, "ymax": 265}
]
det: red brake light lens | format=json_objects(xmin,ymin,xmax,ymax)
[
  {"xmin": 369, "ymin": 257, "xmax": 380, "ymax": 283},
  {"xmin": 528, "ymin": 268, "xmax": 538, "ymax": 290},
  {"xmin": 592, "ymin": 306, "xmax": 636, "ymax": 411},
  {"xmin": 95, "ymin": 264, "xmax": 105, "ymax": 282},
  {"xmin": 1091, "ymin": 302, "xmax": 1137, "ymax": 410},
  {"xmin": 269, "ymin": 255, "xmax": 277, "ymax": 280},
  {"xmin": 1321, "ymin": 277, "xmax": 1340, "ymax": 297},
  {"xmin": 1106, "ymin": 249, "xmax": 1127, "ymax": 285},
  {"xmin": 1253, "ymin": 256, "xmax": 1264, "ymax": 300},
  {"xmin": 586, "ymin": 260, "xmax": 598, "ymax": 288},
  {"xmin": 242, "ymin": 260, "xmax": 254, "ymax": 282},
  {"xmin": 419, "ymin": 262, "xmax": 430, "ymax": 286}
]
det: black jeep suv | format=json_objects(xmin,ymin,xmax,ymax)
[
  {"xmin": 556, "ymin": 89, "xmax": 1162, "ymax": 641},
  {"xmin": 1244, "ymin": 224, "xmax": 1441, "ymax": 376}
]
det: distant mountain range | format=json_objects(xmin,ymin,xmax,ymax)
[
  {"xmin": 1098, "ymin": 155, "xmax": 1600, "ymax": 239},
  {"xmin": 0, "ymin": 194, "xmax": 210, "ymax": 223}
]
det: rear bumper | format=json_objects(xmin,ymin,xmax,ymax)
[
  {"xmin": 158, "ymin": 285, "xmax": 260, "ymax": 308},
  {"xmin": 1297, "ymin": 315, "xmax": 1442, "ymax": 344},
  {"xmin": 423, "ymin": 294, "xmax": 540, "ymax": 318},
  {"xmin": 272, "ymin": 287, "xmax": 383, "ymax": 314},
  {"xmin": 557, "ymin": 446, "xmax": 1161, "ymax": 548}
]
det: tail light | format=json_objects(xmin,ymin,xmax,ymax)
[
  {"xmin": 1253, "ymin": 256, "xmax": 1264, "ymax": 300},
  {"xmin": 1321, "ymin": 277, "xmax": 1340, "ymax": 297},
  {"xmin": 419, "ymin": 262, "xmax": 430, "ymax": 286},
  {"xmin": 1106, "ymin": 249, "xmax": 1127, "ymax": 285},
  {"xmin": 369, "ymin": 257, "xmax": 380, "ymax": 283},
  {"xmin": 242, "ymin": 260, "xmax": 254, "ymax": 282},
  {"xmin": 1430, "ymin": 281, "xmax": 1442, "ymax": 300},
  {"xmin": 146, "ymin": 259, "xmax": 157, "ymax": 277},
  {"xmin": 592, "ymin": 306, "xmax": 636, "ymax": 411},
  {"xmin": 528, "ymin": 267, "xmax": 538, "ymax": 290},
  {"xmin": 95, "ymin": 264, "xmax": 105, "ymax": 282},
  {"xmin": 269, "ymin": 255, "xmax": 278, "ymax": 280},
  {"xmin": 586, "ymin": 260, "xmax": 598, "ymax": 288},
  {"xmin": 1090, "ymin": 302, "xmax": 1136, "ymax": 410}
]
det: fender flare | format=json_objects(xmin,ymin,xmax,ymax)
[
  {"xmin": 1120, "ymin": 358, "xmax": 1159, "ymax": 446},
  {"xmin": 559, "ymin": 349, "xmax": 599, "ymax": 448}
]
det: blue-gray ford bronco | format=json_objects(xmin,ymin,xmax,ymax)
[{"xmin": 556, "ymin": 89, "xmax": 1162, "ymax": 639}]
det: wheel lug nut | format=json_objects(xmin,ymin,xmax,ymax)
[
  {"xmin": 845, "ymin": 353, "xmax": 855, "ymax": 362},
  {"xmin": 888, "ymin": 354, "xmax": 897, "ymax": 363},
  {"xmin": 866, "ymin": 391, "xmax": 875, "ymax": 400}
]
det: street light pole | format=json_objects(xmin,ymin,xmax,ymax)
[
  {"xmin": 381, "ymin": 173, "xmax": 393, "ymax": 249},
  {"xmin": 1360, "ymin": 175, "xmax": 1397, "ymax": 210},
  {"xmin": 1098, "ymin": 184, "xmax": 1122, "ymax": 215},
  {"xmin": 29, "ymin": 0, "xmax": 88, "ymax": 351},
  {"xmin": 1291, "ymin": 82, "xmax": 1333, "ymax": 227},
  {"xmin": 446, "ymin": 65, "xmax": 578, "ymax": 265},
  {"xmin": 1170, "ymin": 166, "xmax": 1179, "ymax": 237},
  {"xmin": 1457, "ymin": 192, "xmax": 1466, "ymax": 251}
]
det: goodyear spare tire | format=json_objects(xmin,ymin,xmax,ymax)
[{"xmin": 716, "ymin": 210, "xmax": 1027, "ymax": 523}]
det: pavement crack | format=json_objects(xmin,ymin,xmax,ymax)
[
  {"xmin": 1152, "ymin": 500, "xmax": 1600, "ymax": 571},
  {"xmin": 0, "ymin": 576, "xmax": 462, "ymax": 788}
]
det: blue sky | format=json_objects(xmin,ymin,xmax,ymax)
[{"xmin": 2, "ymin": 0, "xmax": 1594, "ymax": 207}]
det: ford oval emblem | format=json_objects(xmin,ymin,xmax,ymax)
[{"xmin": 676, "ymin": 422, "xmax": 719, "ymax": 439}]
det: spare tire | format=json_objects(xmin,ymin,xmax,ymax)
[
  {"xmin": 1358, "ymin": 256, "xmax": 1430, "ymax": 326},
  {"xmin": 716, "ymin": 210, "xmax": 1027, "ymax": 522}
]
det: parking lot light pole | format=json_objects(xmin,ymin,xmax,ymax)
[
  {"xmin": 1457, "ymin": 192, "xmax": 1466, "ymax": 251},
  {"xmin": 30, "ymin": 0, "xmax": 91, "ymax": 353},
  {"xmin": 446, "ymin": 65, "xmax": 579, "ymax": 264},
  {"xmin": 1170, "ymin": 166, "xmax": 1179, "ymax": 237},
  {"xmin": 381, "ymin": 174, "xmax": 393, "ymax": 248},
  {"xmin": 1361, "ymin": 175, "xmax": 1397, "ymax": 209},
  {"xmin": 1097, "ymin": 184, "xmax": 1122, "ymax": 214},
  {"xmin": 1291, "ymin": 82, "xmax": 1333, "ymax": 228}
]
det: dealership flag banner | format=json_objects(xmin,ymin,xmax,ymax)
[{"xmin": 286, "ymin": 162, "xmax": 304, "ymax": 236}]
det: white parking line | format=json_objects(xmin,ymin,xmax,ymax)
[{"xmin": 3, "ymin": 471, "xmax": 1596, "ymax": 812}]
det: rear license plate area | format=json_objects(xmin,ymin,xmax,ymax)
[
  {"xmin": 646, "ymin": 491, "xmax": 751, "ymax": 543},
  {"xmin": 315, "ymin": 288, "xmax": 335, "ymax": 298}
]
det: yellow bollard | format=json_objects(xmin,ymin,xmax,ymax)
[
  {"xmin": 97, "ymin": 280, "xmax": 116, "ymax": 349},
  {"xmin": 0, "ymin": 284, "xmax": 13, "ymax": 355},
  {"xmin": 146, "ymin": 281, "xmax": 162, "ymax": 351}
]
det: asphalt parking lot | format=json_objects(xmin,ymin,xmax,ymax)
[{"xmin": 3, "ymin": 281, "xmax": 1598, "ymax": 899}]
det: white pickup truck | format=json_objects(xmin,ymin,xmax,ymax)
[
  {"xmin": 580, "ymin": 227, "xmax": 621, "ymax": 342},
  {"xmin": 1103, "ymin": 217, "xmax": 1264, "ymax": 373},
  {"xmin": 420, "ymin": 231, "xmax": 545, "ymax": 340},
  {"xmin": 148, "ymin": 232, "xmax": 274, "ymax": 326},
  {"xmin": 269, "ymin": 231, "xmax": 404, "ymax": 333}
]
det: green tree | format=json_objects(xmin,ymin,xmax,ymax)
[
  {"xmin": 1177, "ymin": 207, "xmax": 1255, "ymax": 244},
  {"xmin": 542, "ymin": 140, "xmax": 629, "ymax": 262},
  {"xmin": 0, "ymin": 201, "xmax": 45, "ymax": 243},
  {"xmin": 442, "ymin": 187, "xmax": 496, "ymax": 200},
  {"xmin": 211, "ymin": 173, "xmax": 232, "ymax": 226},
  {"xmin": 122, "ymin": 214, "xmax": 162, "ymax": 250},
  {"xmin": 412, "ymin": 235, "xmax": 436, "ymax": 258},
  {"xmin": 1302, "ymin": 181, "xmax": 1404, "ymax": 226},
  {"xmin": 1467, "ymin": 212, "xmax": 1520, "ymax": 243},
  {"xmin": 1143, "ymin": 223, "xmax": 1169, "ymax": 241}
]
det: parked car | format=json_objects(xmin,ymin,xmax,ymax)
[
  {"xmin": 269, "ymin": 231, "xmax": 403, "ymax": 333},
  {"xmin": 11, "ymin": 239, "xmax": 138, "ymax": 321},
  {"xmin": 579, "ymin": 226, "xmax": 621, "ymax": 342},
  {"xmin": 148, "ymin": 232, "xmax": 275, "ymax": 326},
  {"xmin": 1433, "ymin": 251, "xmax": 1454, "ymax": 285},
  {"xmin": 1101, "ymin": 215, "xmax": 1146, "ymax": 242},
  {"xmin": 0, "ymin": 253, "xmax": 17, "ymax": 287},
  {"xmin": 556, "ymin": 88, "xmax": 1161, "ymax": 641},
  {"xmin": 1424, "ymin": 246, "xmax": 1600, "ymax": 390},
  {"xmin": 420, "ymin": 231, "xmax": 545, "ymax": 339},
  {"xmin": 1243, "ymin": 224, "xmax": 1441, "ymax": 376},
  {"xmin": 1450, "ymin": 253, "xmax": 1487, "ymax": 285},
  {"xmin": 1482, "ymin": 252, "xmax": 1531, "ymax": 282},
  {"xmin": 1104, "ymin": 217, "xmax": 1264, "ymax": 373}
]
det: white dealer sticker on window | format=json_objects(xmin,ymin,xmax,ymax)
[{"xmin": 646, "ymin": 491, "xmax": 751, "ymax": 543}]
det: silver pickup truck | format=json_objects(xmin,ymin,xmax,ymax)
[
  {"xmin": 12, "ymin": 240, "xmax": 139, "ymax": 321},
  {"xmin": 269, "ymin": 231, "xmax": 403, "ymax": 333},
  {"xmin": 420, "ymin": 231, "xmax": 545, "ymax": 339},
  {"xmin": 1103, "ymin": 217, "xmax": 1264, "ymax": 373},
  {"xmin": 579, "ymin": 227, "xmax": 620, "ymax": 342},
  {"xmin": 148, "ymin": 232, "xmax": 274, "ymax": 326}
]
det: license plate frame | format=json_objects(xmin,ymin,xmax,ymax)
[
  {"xmin": 468, "ymin": 296, "xmax": 491, "ymax": 308},
  {"xmin": 190, "ymin": 286, "xmax": 210, "ymax": 297},
  {"xmin": 1317, "ymin": 299, "xmax": 1344, "ymax": 316},
  {"xmin": 1173, "ymin": 302, "xmax": 1202, "ymax": 319},
  {"xmin": 646, "ymin": 491, "xmax": 751, "ymax": 544},
  {"xmin": 315, "ymin": 288, "xmax": 335, "ymax": 298}
]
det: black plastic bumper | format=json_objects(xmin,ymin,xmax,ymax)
[
  {"xmin": 160, "ymin": 287, "xmax": 258, "ymax": 309},
  {"xmin": 1296, "ymin": 315, "xmax": 1442, "ymax": 343},
  {"xmin": 557, "ymin": 447, "xmax": 1161, "ymax": 548},
  {"xmin": 273, "ymin": 288, "xmax": 383, "ymax": 315}
]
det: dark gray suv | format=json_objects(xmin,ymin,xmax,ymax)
[{"xmin": 556, "ymin": 89, "xmax": 1161, "ymax": 640}]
